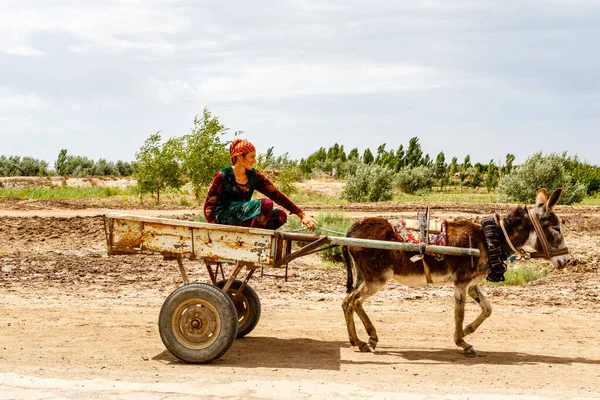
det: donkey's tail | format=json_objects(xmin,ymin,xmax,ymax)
[{"xmin": 342, "ymin": 245, "xmax": 353, "ymax": 293}]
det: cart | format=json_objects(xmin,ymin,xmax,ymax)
[{"xmin": 104, "ymin": 213, "xmax": 479, "ymax": 363}]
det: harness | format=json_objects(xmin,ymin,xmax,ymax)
[
  {"xmin": 484, "ymin": 206, "xmax": 570, "ymax": 282},
  {"xmin": 481, "ymin": 218, "xmax": 507, "ymax": 283},
  {"xmin": 499, "ymin": 208, "xmax": 570, "ymax": 259}
]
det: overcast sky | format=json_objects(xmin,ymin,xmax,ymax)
[{"xmin": 1, "ymin": 0, "xmax": 599, "ymax": 167}]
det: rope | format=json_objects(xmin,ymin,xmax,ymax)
[{"xmin": 288, "ymin": 226, "xmax": 346, "ymax": 236}]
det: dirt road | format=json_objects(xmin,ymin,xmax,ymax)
[{"xmin": 1, "ymin": 201, "xmax": 599, "ymax": 399}]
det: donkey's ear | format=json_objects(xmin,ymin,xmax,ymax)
[
  {"xmin": 535, "ymin": 188, "xmax": 548, "ymax": 207},
  {"xmin": 547, "ymin": 188, "xmax": 563, "ymax": 209}
]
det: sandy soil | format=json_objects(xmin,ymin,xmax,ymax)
[{"xmin": 1, "ymin": 197, "xmax": 600, "ymax": 399}]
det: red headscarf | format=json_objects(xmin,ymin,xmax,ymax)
[{"xmin": 230, "ymin": 138, "xmax": 256, "ymax": 164}]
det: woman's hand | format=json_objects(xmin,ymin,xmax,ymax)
[{"xmin": 298, "ymin": 212, "xmax": 317, "ymax": 231}]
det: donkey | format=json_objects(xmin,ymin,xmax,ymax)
[{"xmin": 341, "ymin": 188, "xmax": 570, "ymax": 357}]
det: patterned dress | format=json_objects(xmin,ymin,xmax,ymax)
[{"xmin": 203, "ymin": 166, "xmax": 302, "ymax": 227}]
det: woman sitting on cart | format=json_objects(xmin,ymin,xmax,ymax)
[{"xmin": 203, "ymin": 138, "xmax": 317, "ymax": 231}]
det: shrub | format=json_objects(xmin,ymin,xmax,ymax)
[
  {"xmin": 273, "ymin": 165, "xmax": 299, "ymax": 196},
  {"xmin": 395, "ymin": 166, "xmax": 435, "ymax": 194},
  {"xmin": 341, "ymin": 163, "xmax": 393, "ymax": 202},
  {"xmin": 484, "ymin": 263, "xmax": 549, "ymax": 286},
  {"xmin": 497, "ymin": 152, "xmax": 586, "ymax": 205}
]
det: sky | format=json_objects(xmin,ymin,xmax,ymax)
[{"xmin": 1, "ymin": 0, "xmax": 599, "ymax": 167}]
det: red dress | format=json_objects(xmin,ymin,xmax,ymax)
[{"xmin": 204, "ymin": 166, "xmax": 302, "ymax": 228}]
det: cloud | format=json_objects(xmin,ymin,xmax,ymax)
[
  {"xmin": 0, "ymin": 0, "xmax": 599, "ymax": 165},
  {"xmin": 0, "ymin": 90, "xmax": 47, "ymax": 111},
  {"xmin": 149, "ymin": 62, "xmax": 460, "ymax": 104}
]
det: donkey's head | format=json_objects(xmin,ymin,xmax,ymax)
[{"xmin": 527, "ymin": 188, "xmax": 570, "ymax": 268}]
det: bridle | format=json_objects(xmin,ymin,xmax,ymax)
[{"xmin": 499, "ymin": 207, "xmax": 569, "ymax": 259}]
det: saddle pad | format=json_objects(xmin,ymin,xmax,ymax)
[{"xmin": 388, "ymin": 218, "xmax": 448, "ymax": 247}]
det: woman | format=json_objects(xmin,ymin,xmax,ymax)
[{"xmin": 203, "ymin": 138, "xmax": 317, "ymax": 231}]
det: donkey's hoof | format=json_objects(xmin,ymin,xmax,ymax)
[
  {"xmin": 464, "ymin": 347, "xmax": 479, "ymax": 358},
  {"xmin": 368, "ymin": 339, "xmax": 378, "ymax": 350},
  {"xmin": 358, "ymin": 342, "xmax": 373, "ymax": 353}
]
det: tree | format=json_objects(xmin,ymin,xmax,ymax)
[
  {"xmin": 485, "ymin": 159, "xmax": 499, "ymax": 192},
  {"xmin": 396, "ymin": 166, "xmax": 435, "ymax": 194},
  {"xmin": 55, "ymin": 149, "xmax": 68, "ymax": 176},
  {"xmin": 462, "ymin": 155, "xmax": 472, "ymax": 170},
  {"xmin": 447, "ymin": 156, "xmax": 459, "ymax": 186},
  {"xmin": 504, "ymin": 153, "xmax": 516, "ymax": 175},
  {"xmin": 363, "ymin": 148, "xmax": 374, "ymax": 164},
  {"xmin": 405, "ymin": 137, "xmax": 423, "ymax": 168},
  {"xmin": 394, "ymin": 144, "xmax": 405, "ymax": 171},
  {"xmin": 341, "ymin": 163, "xmax": 393, "ymax": 202},
  {"xmin": 347, "ymin": 148, "xmax": 360, "ymax": 161},
  {"xmin": 180, "ymin": 108, "xmax": 231, "ymax": 201},
  {"xmin": 497, "ymin": 152, "xmax": 586, "ymax": 205},
  {"xmin": 135, "ymin": 132, "xmax": 182, "ymax": 204},
  {"xmin": 434, "ymin": 151, "xmax": 447, "ymax": 189},
  {"xmin": 375, "ymin": 143, "xmax": 387, "ymax": 164}
]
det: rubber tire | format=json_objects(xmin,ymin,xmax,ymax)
[
  {"xmin": 158, "ymin": 283, "xmax": 238, "ymax": 364},
  {"xmin": 217, "ymin": 280, "xmax": 261, "ymax": 338}
]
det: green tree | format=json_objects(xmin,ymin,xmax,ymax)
[
  {"xmin": 497, "ymin": 152, "xmax": 586, "ymax": 205},
  {"xmin": 396, "ymin": 166, "xmax": 435, "ymax": 194},
  {"xmin": 363, "ymin": 148, "xmax": 374, "ymax": 164},
  {"xmin": 341, "ymin": 164, "xmax": 393, "ymax": 202},
  {"xmin": 462, "ymin": 155, "xmax": 472, "ymax": 170},
  {"xmin": 180, "ymin": 108, "xmax": 231, "ymax": 201},
  {"xmin": 485, "ymin": 159, "xmax": 499, "ymax": 192},
  {"xmin": 433, "ymin": 151, "xmax": 447, "ymax": 188},
  {"xmin": 347, "ymin": 148, "xmax": 360, "ymax": 161},
  {"xmin": 55, "ymin": 149, "xmax": 68, "ymax": 176},
  {"xmin": 394, "ymin": 144, "xmax": 405, "ymax": 171},
  {"xmin": 405, "ymin": 137, "xmax": 423, "ymax": 168},
  {"xmin": 503, "ymin": 153, "xmax": 516, "ymax": 175},
  {"xmin": 135, "ymin": 132, "xmax": 182, "ymax": 204}
]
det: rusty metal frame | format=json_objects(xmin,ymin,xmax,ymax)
[{"xmin": 105, "ymin": 213, "xmax": 481, "ymax": 290}]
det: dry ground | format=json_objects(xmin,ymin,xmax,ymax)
[{"xmin": 1, "ymin": 192, "xmax": 599, "ymax": 399}]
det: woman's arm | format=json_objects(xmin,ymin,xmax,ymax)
[
  {"xmin": 203, "ymin": 172, "xmax": 224, "ymax": 223},
  {"xmin": 254, "ymin": 170, "xmax": 302, "ymax": 215}
]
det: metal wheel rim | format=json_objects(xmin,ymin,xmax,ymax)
[
  {"xmin": 227, "ymin": 290, "xmax": 250, "ymax": 328},
  {"xmin": 171, "ymin": 298, "xmax": 222, "ymax": 350}
]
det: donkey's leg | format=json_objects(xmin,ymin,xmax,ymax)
[
  {"xmin": 464, "ymin": 285, "xmax": 492, "ymax": 336},
  {"xmin": 453, "ymin": 284, "xmax": 478, "ymax": 357},
  {"xmin": 352, "ymin": 277, "xmax": 388, "ymax": 352},
  {"xmin": 342, "ymin": 289, "xmax": 360, "ymax": 348}
]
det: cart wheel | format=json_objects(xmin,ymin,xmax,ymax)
[
  {"xmin": 217, "ymin": 280, "xmax": 261, "ymax": 338},
  {"xmin": 158, "ymin": 283, "xmax": 238, "ymax": 364}
]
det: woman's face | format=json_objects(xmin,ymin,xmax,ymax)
[{"xmin": 240, "ymin": 151, "xmax": 256, "ymax": 169}]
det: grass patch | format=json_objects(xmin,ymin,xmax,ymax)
[
  {"xmin": 392, "ymin": 190, "xmax": 498, "ymax": 204},
  {"xmin": 289, "ymin": 190, "xmax": 346, "ymax": 205},
  {"xmin": 285, "ymin": 211, "xmax": 354, "ymax": 264},
  {"xmin": 483, "ymin": 262, "xmax": 549, "ymax": 286},
  {"xmin": 194, "ymin": 213, "xmax": 208, "ymax": 223},
  {"xmin": 0, "ymin": 186, "xmax": 136, "ymax": 199},
  {"xmin": 577, "ymin": 194, "xmax": 600, "ymax": 206}
]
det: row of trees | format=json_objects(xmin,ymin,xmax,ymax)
[
  {"xmin": 54, "ymin": 149, "xmax": 136, "ymax": 177},
  {"xmin": 2, "ymin": 108, "xmax": 599, "ymax": 206},
  {"xmin": 0, "ymin": 153, "xmax": 136, "ymax": 177},
  {"xmin": 299, "ymin": 138, "xmax": 516, "ymax": 193},
  {"xmin": 0, "ymin": 156, "xmax": 50, "ymax": 177}
]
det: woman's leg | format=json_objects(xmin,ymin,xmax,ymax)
[
  {"xmin": 249, "ymin": 198, "xmax": 274, "ymax": 228},
  {"xmin": 244, "ymin": 199, "xmax": 287, "ymax": 229},
  {"xmin": 266, "ymin": 209, "xmax": 287, "ymax": 229}
]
